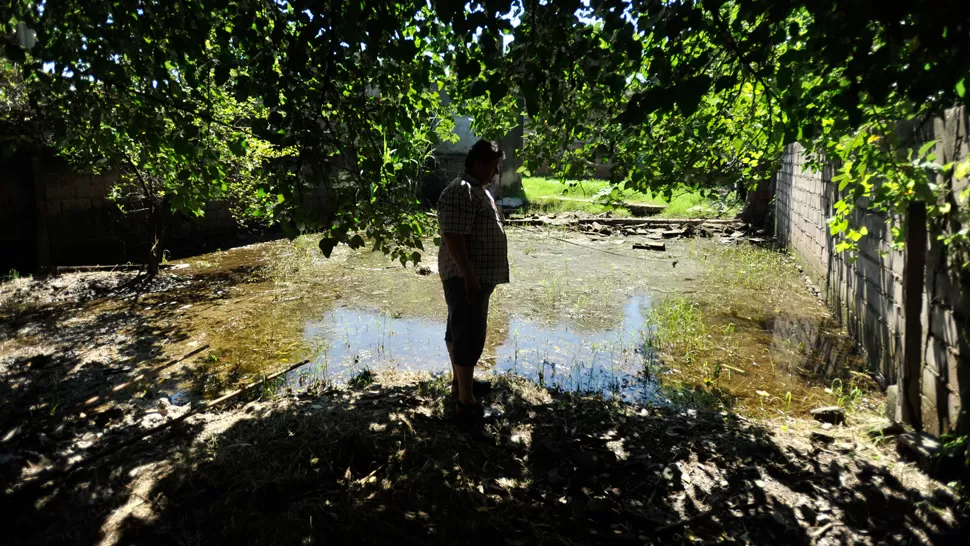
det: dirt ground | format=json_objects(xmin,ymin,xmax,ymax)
[
  {"xmin": 1, "ymin": 371, "xmax": 965, "ymax": 545},
  {"xmin": 0, "ymin": 225, "xmax": 966, "ymax": 544}
]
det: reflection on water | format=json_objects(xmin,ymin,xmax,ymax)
[
  {"xmin": 491, "ymin": 296, "xmax": 662, "ymax": 403},
  {"xmin": 764, "ymin": 313, "xmax": 863, "ymax": 381},
  {"xmin": 186, "ymin": 235, "xmax": 876, "ymax": 416},
  {"xmin": 290, "ymin": 296, "xmax": 664, "ymax": 404}
]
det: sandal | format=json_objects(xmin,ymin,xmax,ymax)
[
  {"xmin": 454, "ymin": 399, "xmax": 503, "ymax": 425},
  {"xmin": 451, "ymin": 379, "xmax": 492, "ymax": 400},
  {"xmin": 454, "ymin": 399, "xmax": 484, "ymax": 424}
]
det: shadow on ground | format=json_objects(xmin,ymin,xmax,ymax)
[
  {"xmin": 0, "ymin": 265, "xmax": 268, "ymax": 485},
  {"xmin": 2, "ymin": 376, "xmax": 965, "ymax": 545}
]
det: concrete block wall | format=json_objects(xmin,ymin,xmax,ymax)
[
  {"xmin": 774, "ymin": 106, "xmax": 970, "ymax": 435},
  {"xmin": 35, "ymin": 167, "xmax": 139, "ymax": 265},
  {"xmin": 0, "ymin": 152, "xmax": 36, "ymax": 273},
  {"xmin": 776, "ymin": 144, "xmax": 906, "ymax": 386},
  {"xmin": 1, "ymin": 155, "xmax": 258, "ymax": 270},
  {"xmin": 919, "ymin": 108, "xmax": 970, "ymax": 434},
  {"xmin": 3, "ymin": 126, "xmax": 524, "ymax": 271}
]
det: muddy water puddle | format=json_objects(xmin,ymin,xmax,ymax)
[
  {"xmin": 292, "ymin": 295, "xmax": 663, "ymax": 403},
  {"xmin": 182, "ymin": 229, "xmax": 879, "ymax": 417}
]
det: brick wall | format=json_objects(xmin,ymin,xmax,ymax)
[{"xmin": 774, "ymin": 106, "xmax": 970, "ymax": 435}]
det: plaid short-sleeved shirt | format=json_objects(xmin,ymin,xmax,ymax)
[{"xmin": 437, "ymin": 174, "xmax": 510, "ymax": 285}]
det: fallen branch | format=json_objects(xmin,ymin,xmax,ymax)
[
  {"xmin": 65, "ymin": 359, "xmax": 310, "ymax": 476},
  {"xmin": 38, "ymin": 264, "xmax": 173, "ymax": 274}
]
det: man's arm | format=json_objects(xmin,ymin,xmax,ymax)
[{"xmin": 442, "ymin": 232, "xmax": 481, "ymax": 303}]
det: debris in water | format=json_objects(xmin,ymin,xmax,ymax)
[{"xmin": 811, "ymin": 406, "xmax": 846, "ymax": 425}]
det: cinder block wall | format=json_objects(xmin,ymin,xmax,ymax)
[
  {"xmin": 1, "ymin": 155, "xmax": 261, "ymax": 270},
  {"xmin": 774, "ymin": 107, "xmax": 970, "ymax": 435}
]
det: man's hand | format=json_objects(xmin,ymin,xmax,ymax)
[
  {"xmin": 442, "ymin": 232, "xmax": 481, "ymax": 303},
  {"xmin": 464, "ymin": 275, "xmax": 482, "ymax": 304}
]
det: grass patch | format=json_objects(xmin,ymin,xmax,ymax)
[
  {"xmin": 655, "ymin": 188, "xmax": 742, "ymax": 218},
  {"xmin": 519, "ymin": 177, "xmax": 658, "ymax": 203},
  {"xmin": 645, "ymin": 297, "xmax": 708, "ymax": 365},
  {"xmin": 642, "ymin": 297, "xmax": 736, "ymax": 411},
  {"xmin": 699, "ymin": 243, "xmax": 802, "ymax": 293},
  {"xmin": 508, "ymin": 177, "xmax": 741, "ymax": 218}
]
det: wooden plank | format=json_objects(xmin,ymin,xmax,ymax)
[
  {"xmin": 633, "ymin": 242, "xmax": 666, "ymax": 251},
  {"xmin": 577, "ymin": 218, "xmax": 737, "ymax": 226},
  {"xmin": 505, "ymin": 217, "xmax": 738, "ymax": 227}
]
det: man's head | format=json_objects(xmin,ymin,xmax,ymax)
[{"xmin": 465, "ymin": 139, "xmax": 504, "ymax": 185}]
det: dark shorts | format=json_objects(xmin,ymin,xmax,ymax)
[{"xmin": 443, "ymin": 277, "xmax": 495, "ymax": 367}]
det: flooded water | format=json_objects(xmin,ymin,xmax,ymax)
[
  {"xmin": 291, "ymin": 295, "xmax": 663, "ymax": 404},
  {"xmin": 180, "ymin": 228, "xmax": 880, "ymax": 417}
]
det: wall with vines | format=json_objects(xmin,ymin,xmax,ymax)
[{"xmin": 776, "ymin": 107, "xmax": 970, "ymax": 436}]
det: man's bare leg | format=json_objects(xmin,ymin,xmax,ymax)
[
  {"xmin": 450, "ymin": 342, "xmax": 484, "ymax": 408},
  {"xmin": 449, "ymin": 341, "xmax": 477, "ymax": 404},
  {"xmin": 447, "ymin": 341, "xmax": 456, "ymax": 382},
  {"xmin": 453, "ymin": 362, "xmax": 477, "ymax": 405}
]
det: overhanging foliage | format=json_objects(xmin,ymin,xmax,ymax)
[{"xmin": 2, "ymin": 1, "xmax": 968, "ymax": 261}]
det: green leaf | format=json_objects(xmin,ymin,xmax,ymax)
[
  {"xmin": 918, "ymin": 140, "xmax": 937, "ymax": 158},
  {"xmin": 319, "ymin": 237, "xmax": 338, "ymax": 258},
  {"xmin": 957, "ymin": 79, "xmax": 966, "ymax": 98},
  {"xmin": 828, "ymin": 218, "xmax": 849, "ymax": 235},
  {"xmin": 348, "ymin": 234, "xmax": 365, "ymax": 249},
  {"xmin": 215, "ymin": 63, "xmax": 231, "ymax": 86},
  {"xmin": 228, "ymin": 136, "xmax": 248, "ymax": 157},
  {"xmin": 469, "ymin": 80, "xmax": 488, "ymax": 98},
  {"xmin": 955, "ymin": 160, "xmax": 970, "ymax": 180}
]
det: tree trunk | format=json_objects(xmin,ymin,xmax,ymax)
[{"xmin": 146, "ymin": 197, "xmax": 170, "ymax": 276}]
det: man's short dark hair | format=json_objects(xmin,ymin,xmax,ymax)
[{"xmin": 465, "ymin": 139, "xmax": 504, "ymax": 170}]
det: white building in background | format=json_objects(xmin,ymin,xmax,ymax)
[{"xmin": 424, "ymin": 113, "xmax": 524, "ymax": 204}]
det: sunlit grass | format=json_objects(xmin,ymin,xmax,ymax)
[
  {"xmin": 510, "ymin": 177, "xmax": 741, "ymax": 218},
  {"xmin": 699, "ymin": 243, "xmax": 802, "ymax": 293},
  {"xmin": 520, "ymin": 177, "xmax": 658, "ymax": 203}
]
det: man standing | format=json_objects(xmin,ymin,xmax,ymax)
[{"xmin": 437, "ymin": 139, "xmax": 509, "ymax": 422}]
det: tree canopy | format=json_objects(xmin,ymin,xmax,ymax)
[{"xmin": 3, "ymin": 0, "xmax": 969, "ymax": 262}]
